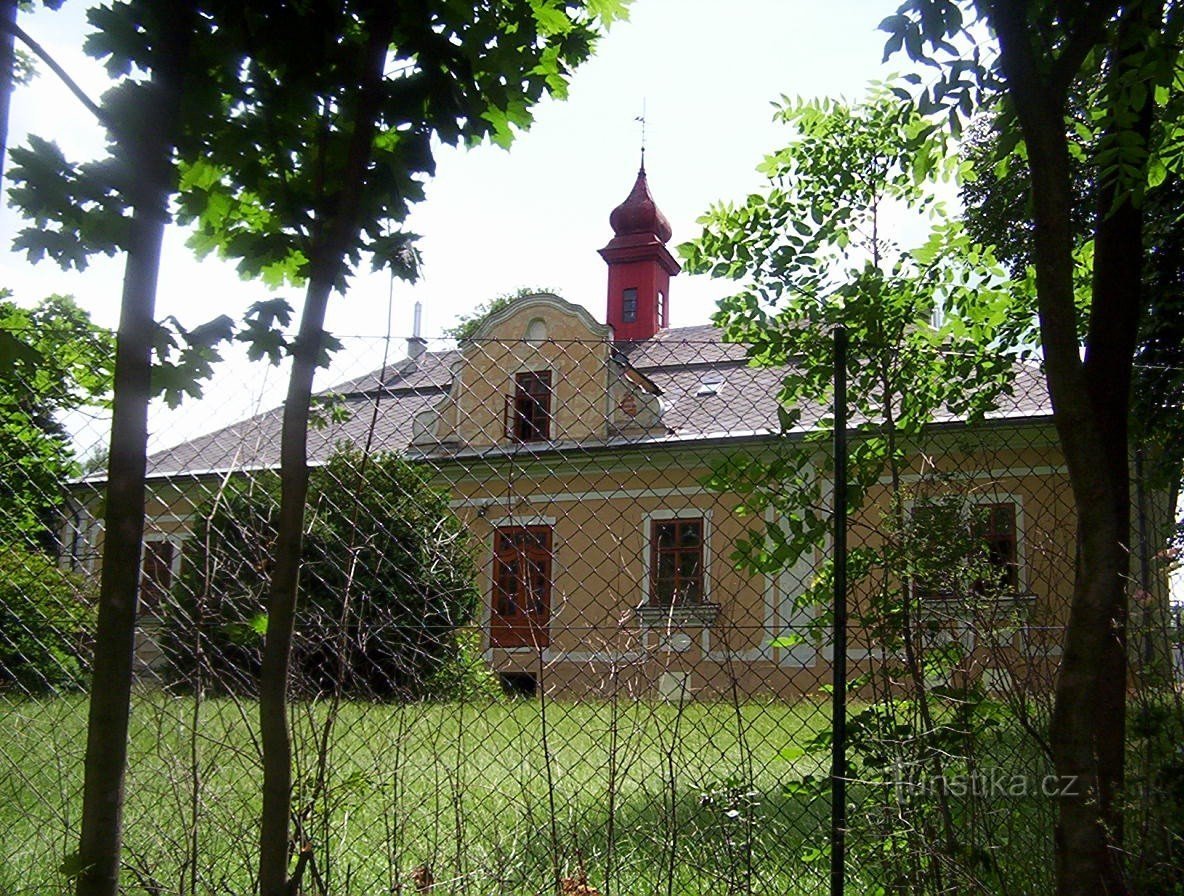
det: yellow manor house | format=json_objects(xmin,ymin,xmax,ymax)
[{"xmin": 86, "ymin": 164, "xmax": 1107, "ymax": 699}]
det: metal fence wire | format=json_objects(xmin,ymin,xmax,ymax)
[{"xmin": 0, "ymin": 320, "xmax": 1181, "ymax": 896}]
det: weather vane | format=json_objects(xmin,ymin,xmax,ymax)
[{"xmin": 635, "ymin": 99, "xmax": 647, "ymax": 168}]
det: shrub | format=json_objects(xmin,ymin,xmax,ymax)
[
  {"xmin": 425, "ymin": 629, "xmax": 503, "ymax": 701},
  {"xmin": 162, "ymin": 447, "xmax": 483, "ymax": 698},
  {"xmin": 0, "ymin": 545, "xmax": 94, "ymax": 692}
]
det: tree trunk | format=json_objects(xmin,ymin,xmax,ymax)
[
  {"xmin": 0, "ymin": 0, "xmax": 15, "ymax": 186},
  {"xmin": 1052, "ymin": 8, "xmax": 1155, "ymax": 891},
  {"xmin": 986, "ymin": 2, "xmax": 1158, "ymax": 893},
  {"xmin": 75, "ymin": 10, "xmax": 194, "ymax": 896},
  {"xmin": 76, "ymin": 205, "xmax": 166, "ymax": 896},
  {"xmin": 256, "ymin": 11, "xmax": 396, "ymax": 895},
  {"xmin": 257, "ymin": 278, "xmax": 331, "ymax": 896}
]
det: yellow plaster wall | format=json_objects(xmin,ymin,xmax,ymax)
[
  {"xmin": 444, "ymin": 434, "xmax": 1079, "ymax": 698},
  {"xmin": 436, "ymin": 299, "xmax": 613, "ymax": 447}
]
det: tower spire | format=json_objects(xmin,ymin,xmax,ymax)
[{"xmin": 599, "ymin": 153, "xmax": 680, "ymax": 342}]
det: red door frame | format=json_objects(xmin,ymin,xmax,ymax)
[{"xmin": 490, "ymin": 525, "xmax": 552, "ymax": 648}]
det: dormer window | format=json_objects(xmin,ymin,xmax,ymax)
[
  {"xmin": 622, "ymin": 288, "xmax": 638, "ymax": 323},
  {"xmin": 506, "ymin": 371, "xmax": 552, "ymax": 442},
  {"xmin": 696, "ymin": 371, "xmax": 724, "ymax": 397}
]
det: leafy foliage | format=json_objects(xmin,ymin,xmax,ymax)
[
  {"xmin": 0, "ymin": 293, "xmax": 113, "ymax": 548},
  {"xmin": 162, "ymin": 447, "xmax": 482, "ymax": 699},
  {"xmin": 879, "ymin": 5, "xmax": 1184, "ymax": 890},
  {"xmin": 149, "ymin": 313, "xmax": 235, "ymax": 408},
  {"xmin": 961, "ymin": 104, "xmax": 1184, "ymax": 490},
  {"xmin": 683, "ymin": 89, "xmax": 1018, "ymax": 575},
  {"xmin": 684, "ymin": 87, "xmax": 1029, "ymax": 890},
  {"xmin": 0, "ymin": 544, "xmax": 95, "ymax": 692},
  {"xmin": 170, "ymin": 2, "xmax": 626, "ymax": 293},
  {"xmin": 445, "ymin": 286, "xmax": 562, "ymax": 342}
]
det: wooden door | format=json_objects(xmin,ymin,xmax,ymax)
[{"xmin": 490, "ymin": 526, "xmax": 552, "ymax": 648}]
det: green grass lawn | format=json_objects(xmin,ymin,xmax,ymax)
[
  {"xmin": 0, "ymin": 691, "xmax": 1062, "ymax": 895},
  {"xmin": 0, "ymin": 693, "xmax": 840, "ymax": 896}
]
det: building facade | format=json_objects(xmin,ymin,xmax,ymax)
[{"xmin": 91, "ymin": 164, "xmax": 1089, "ymax": 696}]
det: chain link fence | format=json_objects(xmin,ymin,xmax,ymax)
[{"xmin": 1, "ymin": 322, "xmax": 1181, "ymax": 895}]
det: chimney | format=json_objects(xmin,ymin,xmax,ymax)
[{"xmin": 407, "ymin": 301, "xmax": 426, "ymax": 361}]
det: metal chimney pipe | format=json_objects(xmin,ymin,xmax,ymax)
[{"xmin": 408, "ymin": 301, "xmax": 426, "ymax": 361}]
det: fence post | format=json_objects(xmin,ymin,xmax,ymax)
[{"xmin": 831, "ymin": 325, "xmax": 848, "ymax": 896}]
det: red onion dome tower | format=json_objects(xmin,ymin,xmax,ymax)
[{"xmin": 598, "ymin": 162, "xmax": 680, "ymax": 341}]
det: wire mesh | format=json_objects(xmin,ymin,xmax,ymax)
[{"xmin": 0, "ymin": 320, "xmax": 1180, "ymax": 896}]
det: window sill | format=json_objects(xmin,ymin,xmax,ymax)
[
  {"xmin": 635, "ymin": 602, "xmax": 720, "ymax": 628},
  {"xmin": 918, "ymin": 590, "xmax": 1036, "ymax": 610},
  {"xmin": 917, "ymin": 591, "xmax": 1039, "ymax": 645}
]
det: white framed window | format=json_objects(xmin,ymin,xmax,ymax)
[
  {"xmin": 908, "ymin": 492, "xmax": 1026, "ymax": 599},
  {"xmin": 640, "ymin": 508, "xmax": 713, "ymax": 607},
  {"xmin": 504, "ymin": 370, "xmax": 552, "ymax": 443},
  {"xmin": 140, "ymin": 536, "xmax": 183, "ymax": 617}
]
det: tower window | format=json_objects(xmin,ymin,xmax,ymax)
[
  {"xmin": 506, "ymin": 371, "xmax": 552, "ymax": 442},
  {"xmin": 622, "ymin": 288, "xmax": 638, "ymax": 323},
  {"xmin": 658, "ymin": 290, "xmax": 666, "ymax": 328}
]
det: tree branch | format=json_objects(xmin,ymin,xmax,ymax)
[
  {"xmin": 1049, "ymin": 0, "xmax": 1123, "ymax": 96},
  {"xmin": 0, "ymin": 18, "xmax": 106, "ymax": 126}
]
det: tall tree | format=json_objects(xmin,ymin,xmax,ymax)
[
  {"xmin": 960, "ymin": 105, "xmax": 1184, "ymax": 505},
  {"xmin": 71, "ymin": 9, "xmax": 197, "ymax": 896},
  {"xmin": 0, "ymin": 292, "xmax": 113, "ymax": 550},
  {"xmin": 684, "ymin": 87, "xmax": 1024, "ymax": 890},
  {"xmin": 8, "ymin": 3, "xmax": 625, "ymax": 891},
  {"xmin": 882, "ymin": 2, "xmax": 1181, "ymax": 891},
  {"xmin": 6, "ymin": 5, "xmax": 241, "ymax": 894},
  {"xmin": 171, "ymin": 3, "xmax": 625, "ymax": 893}
]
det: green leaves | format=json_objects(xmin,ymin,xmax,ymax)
[
  {"xmin": 688, "ymin": 85, "xmax": 1018, "ymax": 607},
  {"xmin": 879, "ymin": 1, "xmax": 987, "ymax": 139},
  {"xmin": 8, "ymin": 0, "xmax": 624, "ymax": 310},
  {"xmin": 150, "ymin": 314, "xmax": 235, "ymax": 408},
  {"xmin": 162, "ymin": 447, "xmax": 481, "ymax": 697},
  {"xmin": 0, "ymin": 294, "xmax": 114, "ymax": 547},
  {"xmin": 367, "ymin": 231, "xmax": 422, "ymax": 279},
  {"xmin": 238, "ymin": 298, "xmax": 294, "ymax": 366},
  {"xmin": 531, "ymin": 1, "xmax": 576, "ymax": 37},
  {"xmin": 166, "ymin": 0, "xmax": 623, "ymax": 298},
  {"xmin": 445, "ymin": 285, "xmax": 560, "ymax": 342},
  {"xmin": 7, "ymin": 136, "xmax": 133, "ymax": 270}
]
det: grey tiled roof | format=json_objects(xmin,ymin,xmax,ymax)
[
  {"xmin": 645, "ymin": 362, "xmax": 815, "ymax": 438},
  {"xmin": 145, "ymin": 389, "xmax": 447, "ymax": 478},
  {"xmin": 618, "ymin": 325, "xmax": 750, "ymax": 368},
  {"xmin": 144, "ymin": 326, "xmax": 1053, "ymax": 478},
  {"xmin": 330, "ymin": 350, "xmax": 461, "ymax": 395}
]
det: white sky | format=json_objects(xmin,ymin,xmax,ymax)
[
  {"xmin": 1, "ymin": 0, "xmax": 897, "ymax": 341},
  {"xmin": 0, "ymin": 0, "xmax": 917, "ymax": 457}
]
